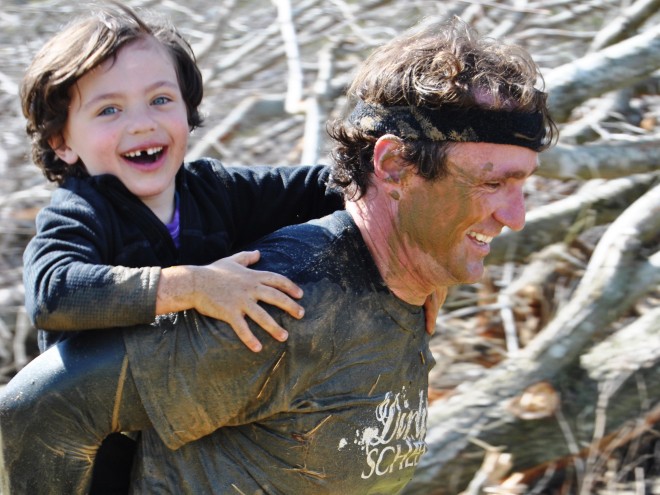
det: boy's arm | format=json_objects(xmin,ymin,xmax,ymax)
[
  {"xmin": 217, "ymin": 163, "xmax": 344, "ymax": 247},
  {"xmin": 24, "ymin": 193, "xmax": 159, "ymax": 332},
  {"xmin": 25, "ymin": 202, "xmax": 300, "ymax": 351},
  {"xmin": 24, "ymin": 178, "xmax": 312, "ymax": 348},
  {"xmin": 25, "ymin": 164, "xmax": 342, "ymax": 339},
  {"xmin": 156, "ymin": 251, "xmax": 305, "ymax": 352}
]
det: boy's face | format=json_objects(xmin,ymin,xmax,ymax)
[{"xmin": 52, "ymin": 37, "xmax": 189, "ymax": 221}]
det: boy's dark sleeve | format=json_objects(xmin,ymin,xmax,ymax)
[
  {"xmin": 23, "ymin": 190, "xmax": 159, "ymax": 333},
  {"xmin": 218, "ymin": 164, "xmax": 345, "ymax": 247}
]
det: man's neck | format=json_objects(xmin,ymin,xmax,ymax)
[{"xmin": 346, "ymin": 196, "xmax": 430, "ymax": 306}]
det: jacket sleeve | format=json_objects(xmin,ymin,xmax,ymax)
[
  {"xmin": 216, "ymin": 163, "xmax": 345, "ymax": 247},
  {"xmin": 23, "ymin": 188, "xmax": 160, "ymax": 331}
]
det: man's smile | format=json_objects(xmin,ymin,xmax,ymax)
[{"xmin": 467, "ymin": 231, "xmax": 494, "ymax": 245}]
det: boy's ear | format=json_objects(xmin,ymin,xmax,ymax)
[
  {"xmin": 373, "ymin": 134, "xmax": 408, "ymax": 183},
  {"xmin": 48, "ymin": 135, "xmax": 79, "ymax": 165}
]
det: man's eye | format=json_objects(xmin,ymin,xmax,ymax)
[
  {"xmin": 152, "ymin": 96, "xmax": 172, "ymax": 106},
  {"xmin": 485, "ymin": 182, "xmax": 501, "ymax": 190}
]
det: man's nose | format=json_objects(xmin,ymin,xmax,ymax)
[{"xmin": 493, "ymin": 186, "xmax": 526, "ymax": 231}]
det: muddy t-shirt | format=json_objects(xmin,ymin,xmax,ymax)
[{"xmin": 125, "ymin": 211, "xmax": 435, "ymax": 494}]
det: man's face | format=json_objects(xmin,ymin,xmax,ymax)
[{"xmin": 396, "ymin": 142, "xmax": 537, "ymax": 286}]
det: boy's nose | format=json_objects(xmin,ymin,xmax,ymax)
[{"xmin": 127, "ymin": 110, "xmax": 156, "ymax": 134}]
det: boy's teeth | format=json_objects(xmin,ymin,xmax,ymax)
[{"xmin": 124, "ymin": 147, "xmax": 162, "ymax": 158}]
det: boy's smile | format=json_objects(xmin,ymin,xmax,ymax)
[{"xmin": 52, "ymin": 36, "xmax": 190, "ymax": 222}]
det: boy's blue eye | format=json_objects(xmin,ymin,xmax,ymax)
[
  {"xmin": 99, "ymin": 107, "xmax": 118, "ymax": 116},
  {"xmin": 153, "ymin": 96, "xmax": 171, "ymax": 106}
]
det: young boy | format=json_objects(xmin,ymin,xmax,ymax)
[
  {"xmin": 23, "ymin": 4, "xmax": 344, "ymax": 355},
  {"xmin": 18, "ymin": 3, "xmax": 342, "ymax": 493}
]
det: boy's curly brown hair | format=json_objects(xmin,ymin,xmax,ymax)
[{"xmin": 21, "ymin": 2, "xmax": 204, "ymax": 184}]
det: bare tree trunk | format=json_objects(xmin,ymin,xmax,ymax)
[
  {"xmin": 488, "ymin": 172, "xmax": 659, "ymax": 264},
  {"xmin": 545, "ymin": 24, "xmax": 660, "ymax": 122}
]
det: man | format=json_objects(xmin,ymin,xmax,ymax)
[{"xmin": 0, "ymin": 17, "xmax": 555, "ymax": 494}]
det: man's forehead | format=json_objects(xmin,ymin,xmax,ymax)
[{"xmin": 446, "ymin": 142, "xmax": 539, "ymax": 178}]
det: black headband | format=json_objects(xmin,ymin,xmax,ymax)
[{"xmin": 349, "ymin": 100, "xmax": 547, "ymax": 151}]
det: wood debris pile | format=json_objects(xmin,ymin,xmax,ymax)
[{"xmin": 1, "ymin": 1, "xmax": 658, "ymax": 493}]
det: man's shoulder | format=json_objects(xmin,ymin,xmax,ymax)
[
  {"xmin": 254, "ymin": 211, "xmax": 378, "ymax": 288},
  {"xmin": 256, "ymin": 212, "xmax": 349, "ymax": 265}
]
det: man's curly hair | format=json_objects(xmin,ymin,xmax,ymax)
[{"xmin": 328, "ymin": 17, "xmax": 557, "ymax": 199}]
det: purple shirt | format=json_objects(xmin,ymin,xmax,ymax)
[{"xmin": 165, "ymin": 193, "xmax": 181, "ymax": 248}]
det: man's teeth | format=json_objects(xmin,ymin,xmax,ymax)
[
  {"xmin": 124, "ymin": 147, "xmax": 162, "ymax": 158},
  {"xmin": 468, "ymin": 232, "xmax": 493, "ymax": 244}
]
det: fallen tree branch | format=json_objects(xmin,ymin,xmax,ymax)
[
  {"xmin": 557, "ymin": 89, "xmax": 635, "ymax": 144},
  {"xmin": 187, "ymin": 96, "xmax": 286, "ymax": 161},
  {"xmin": 537, "ymin": 135, "xmax": 660, "ymax": 180},
  {"xmin": 545, "ymin": 23, "xmax": 660, "ymax": 122},
  {"xmin": 300, "ymin": 42, "xmax": 336, "ymax": 164},
  {"xmin": 588, "ymin": 0, "xmax": 660, "ymax": 52},
  {"xmin": 488, "ymin": 172, "xmax": 659, "ymax": 264},
  {"xmin": 496, "ymin": 307, "xmax": 660, "ymax": 492},
  {"xmin": 273, "ymin": 0, "xmax": 305, "ymax": 114}
]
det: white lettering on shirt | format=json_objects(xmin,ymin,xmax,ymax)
[{"xmin": 337, "ymin": 387, "xmax": 428, "ymax": 479}]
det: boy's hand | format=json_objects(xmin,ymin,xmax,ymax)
[
  {"xmin": 423, "ymin": 287, "xmax": 447, "ymax": 335},
  {"xmin": 192, "ymin": 251, "xmax": 304, "ymax": 352},
  {"xmin": 157, "ymin": 251, "xmax": 304, "ymax": 352}
]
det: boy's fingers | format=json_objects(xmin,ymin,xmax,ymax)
[
  {"xmin": 423, "ymin": 288, "xmax": 448, "ymax": 335},
  {"xmin": 228, "ymin": 250, "xmax": 261, "ymax": 267},
  {"xmin": 425, "ymin": 315, "xmax": 436, "ymax": 335},
  {"xmin": 227, "ymin": 316, "xmax": 263, "ymax": 353},
  {"xmin": 256, "ymin": 286, "xmax": 305, "ymax": 319},
  {"xmin": 258, "ymin": 272, "xmax": 303, "ymax": 299},
  {"xmin": 245, "ymin": 305, "xmax": 289, "ymax": 342},
  {"xmin": 423, "ymin": 293, "xmax": 439, "ymax": 335}
]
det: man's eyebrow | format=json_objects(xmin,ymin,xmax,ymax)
[{"xmin": 495, "ymin": 163, "xmax": 539, "ymax": 180}]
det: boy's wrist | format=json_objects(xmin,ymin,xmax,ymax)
[{"xmin": 156, "ymin": 265, "xmax": 195, "ymax": 315}]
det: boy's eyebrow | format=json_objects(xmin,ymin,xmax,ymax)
[{"xmin": 81, "ymin": 80, "xmax": 180, "ymax": 110}]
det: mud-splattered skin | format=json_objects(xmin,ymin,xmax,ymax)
[{"xmin": 350, "ymin": 139, "xmax": 538, "ymax": 306}]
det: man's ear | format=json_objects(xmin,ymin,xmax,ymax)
[
  {"xmin": 48, "ymin": 135, "xmax": 79, "ymax": 165},
  {"xmin": 373, "ymin": 134, "xmax": 407, "ymax": 183}
]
